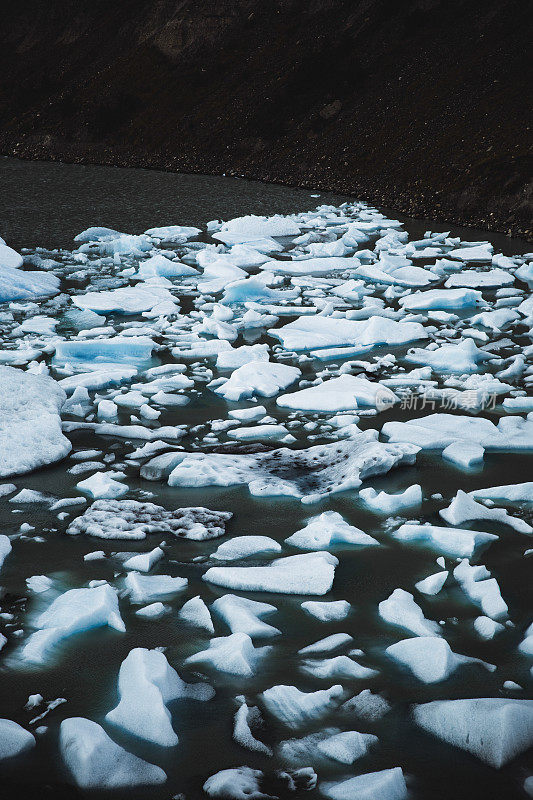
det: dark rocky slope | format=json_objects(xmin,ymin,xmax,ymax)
[{"xmin": 0, "ymin": 0, "xmax": 531, "ymax": 236}]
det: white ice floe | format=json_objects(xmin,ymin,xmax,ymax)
[
  {"xmin": 212, "ymin": 594, "xmax": 280, "ymax": 638},
  {"xmin": 286, "ymin": 511, "xmax": 378, "ymax": 550},
  {"xmin": 413, "ymin": 698, "xmax": 533, "ymax": 768},
  {"xmin": 216, "ymin": 344, "xmax": 270, "ymax": 370},
  {"xmin": 213, "ymin": 361, "xmax": 300, "ymax": 401},
  {"xmin": 399, "ymin": 287, "xmax": 482, "ymax": 310},
  {"xmin": 277, "ymin": 374, "xmax": 398, "ymax": 412},
  {"xmin": 76, "ymin": 471, "xmax": 128, "ymax": 499},
  {"xmin": 440, "ymin": 490, "xmax": 532, "ymax": 533},
  {"xmin": 0, "ymin": 365, "xmax": 71, "ymax": 478},
  {"xmin": 67, "ymin": 500, "xmax": 231, "ymax": 540},
  {"xmin": 271, "ymin": 315, "xmax": 427, "ymax": 352},
  {"xmin": 0, "ymin": 262, "xmax": 59, "ymax": 303},
  {"xmin": 185, "ymin": 632, "xmax": 271, "ymax": 677},
  {"xmin": 233, "ymin": 699, "xmax": 272, "ymax": 755},
  {"xmin": 321, "ymin": 767, "xmax": 407, "ymax": 800},
  {"xmin": 301, "ymin": 600, "xmax": 351, "ymax": 623},
  {"xmin": 261, "ymin": 684, "xmax": 344, "ymax": 730},
  {"xmin": 453, "ymin": 559, "xmax": 508, "ymax": 620},
  {"xmin": 301, "ymin": 656, "xmax": 378, "ymax": 681},
  {"xmin": 60, "ymin": 717, "xmax": 166, "ymax": 788},
  {"xmin": 72, "ymin": 284, "xmax": 176, "ymax": 315},
  {"xmin": 386, "ymin": 636, "xmax": 494, "ymax": 683},
  {"xmin": 178, "ymin": 595, "xmax": 215, "ymax": 633},
  {"xmin": 204, "ymin": 552, "xmax": 338, "ymax": 596},
  {"xmin": 167, "ymin": 430, "xmax": 419, "ymax": 502},
  {"xmin": 0, "ymin": 535, "xmax": 12, "ymax": 572},
  {"xmin": 211, "ymin": 536, "xmax": 282, "ymax": 561},
  {"xmin": 203, "ymin": 766, "xmax": 268, "ymax": 799},
  {"xmin": 415, "ymin": 570, "xmax": 448, "ymax": 596},
  {"xmin": 123, "ymin": 545, "xmax": 164, "ymax": 572},
  {"xmin": 405, "ymin": 338, "xmax": 490, "ymax": 373},
  {"xmin": 391, "ymin": 522, "xmax": 497, "ymax": 558},
  {"xmin": 123, "ymin": 573, "xmax": 187, "ymax": 604},
  {"xmin": 383, "ymin": 413, "xmax": 533, "ymax": 450},
  {"xmin": 470, "ymin": 482, "xmax": 533, "ymax": 502},
  {"xmin": 359, "ymin": 484, "xmax": 422, "ymax": 514},
  {"xmin": 106, "ymin": 647, "xmax": 213, "ymax": 746},
  {"xmin": 22, "ymin": 584, "xmax": 125, "ymax": 664},
  {"xmin": 379, "ymin": 588, "xmax": 440, "ymax": 637},
  {"xmin": 316, "ymin": 730, "xmax": 378, "ymax": 765},
  {"xmin": 0, "ymin": 719, "xmax": 35, "ymax": 761},
  {"xmin": 442, "ymin": 441, "xmax": 484, "ymax": 468}
]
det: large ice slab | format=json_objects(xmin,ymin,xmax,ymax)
[
  {"xmin": 382, "ymin": 413, "xmax": 533, "ymax": 450},
  {"xmin": 413, "ymin": 699, "xmax": 533, "ymax": 768},
  {"xmin": 261, "ymin": 684, "xmax": 344, "ymax": 730},
  {"xmin": 386, "ymin": 636, "xmax": 493, "ymax": 683},
  {"xmin": 0, "ymin": 719, "xmax": 35, "ymax": 760},
  {"xmin": 286, "ymin": 511, "xmax": 378, "ymax": 549},
  {"xmin": 204, "ymin": 552, "xmax": 338, "ymax": 595},
  {"xmin": 0, "ymin": 263, "xmax": 59, "ymax": 303},
  {"xmin": 391, "ymin": 522, "xmax": 497, "ymax": 558},
  {"xmin": 213, "ymin": 361, "xmax": 300, "ymax": 401},
  {"xmin": 0, "ymin": 365, "xmax": 71, "ymax": 478},
  {"xmin": 277, "ymin": 374, "xmax": 398, "ymax": 412},
  {"xmin": 271, "ymin": 315, "xmax": 427, "ymax": 352},
  {"xmin": 321, "ymin": 767, "xmax": 407, "ymax": 800}
]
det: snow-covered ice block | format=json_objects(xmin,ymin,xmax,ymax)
[
  {"xmin": 386, "ymin": 636, "xmax": 493, "ymax": 683},
  {"xmin": 445, "ymin": 267, "xmax": 514, "ymax": 288},
  {"xmin": 448, "ymin": 244, "xmax": 494, "ymax": 262},
  {"xmin": 391, "ymin": 522, "xmax": 497, "ymax": 558},
  {"xmin": 0, "ymin": 719, "xmax": 35, "ymax": 760},
  {"xmin": 301, "ymin": 600, "xmax": 351, "ymax": 622},
  {"xmin": 359, "ymin": 484, "xmax": 422, "ymax": 514},
  {"xmin": 442, "ymin": 441, "xmax": 484, "ymax": 468},
  {"xmin": 413, "ymin": 698, "xmax": 533, "ymax": 768},
  {"xmin": 0, "ymin": 535, "xmax": 12, "ymax": 572},
  {"xmin": 204, "ymin": 552, "xmax": 338, "ymax": 596},
  {"xmin": 54, "ymin": 336, "xmax": 155, "ymax": 364},
  {"xmin": 106, "ymin": 647, "xmax": 212, "ymax": 746},
  {"xmin": 211, "ymin": 536, "xmax": 281, "ymax": 561},
  {"xmin": 383, "ymin": 413, "xmax": 533, "ymax": 451},
  {"xmin": 212, "ymin": 594, "xmax": 280, "ymax": 638},
  {"xmin": 203, "ymin": 766, "xmax": 267, "ymax": 799},
  {"xmin": 216, "ymin": 344, "xmax": 270, "ymax": 370},
  {"xmin": 470, "ymin": 482, "xmax": 533, "ymax": 502},
  {"xmin": 453, "ymin": 559, "xmax": 508, "ymax": 620},
  {"xmin": 213, "ymin": 361, "xmax": 300, "ymax": 401},
  {"xmin": 271, "ymin": 315, "xmax": 427, "ymax": 352},
  {"xmin": 286, "ymin": 511, "xmax": 378, "ymax": 550},
  {"xmin": 321, "ymin": 767, "xmax": 407, "ymax": 800},
  {"xmin": 67, "ymin": 500, "xmax": 231, "ymax": 540},
  {"xmin": 22, "ymin": 584, "xmax": 125, "ymax": 664},
  {"xmin": 185, "ymin": 632, "xmax": 270, "ymax": 677},
  {"xmin": 72, "ymin": 285, "xmax": 175, "ymax": 315},
  {"xmin": 60, "ymin": 717, "xmax": 166, "ymax": 788},
  {"xmin": 123, "ymin": 546, "xmax": 164, "ymax": 572},
  {"xmin": 379, "ymin": 588, "xmax": 440, "ymax": 637},
  {"xmin": 301, "ymin": 656, "xmax": 378, "ymax": 681},
  {"xmin": 76, "ymin": 471, "xmax": 128, "ymax": 499},
  {"xmin": 415, "ymin": 570, "xmax": 448, "ymax": 596},
  {"xmin": 399, "ymin": 287, "xmax": 482, "ymax": 311},
  {"xmin": 277, "ymin": 374, "xmax": 397, "ymax": 412},
  {"xmin": 261, "ymin": 684, "xmax": 344, "ymax": 730},
  {"xmin": 317, "ymin": 730, "xmax": 378, "ymax": 765},
  {"xmin": 440, "ymin": 490, "xmax": 532, "ymax": 533},
  {"xmin": 405, "ymin": 338, "xmax": 490, "ymax": 373},
  {"xmin": 299, "ymin": 633, "xmax": 353, "ymax": 655},
  {"xmin": 0, "ymin": 365, "xmax": 71, "ymax": 478},
  {"xmin": 0, "ymin": 262, "xmax": 59, "ymax": 303},
  {"xmin": 123, "ymin": 573, "xmax": 187, "ymax": 603},
  {"xmin": 178, "ymin": 595, "xmax": 214, "ymax": 633}
]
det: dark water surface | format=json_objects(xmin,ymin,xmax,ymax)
[{"xmin": 0, "ymin": 158, "xmax": 531, "ymax": 800}]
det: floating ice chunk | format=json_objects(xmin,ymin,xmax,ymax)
[
  {"xmin": 124, "ymin": 573, "xmax": 187, "ymax": 604},
  {"xmin": 228, "ymin": 424, "xmax": 292, "ymax": 442},
  {"xmin": 442, "ymin": 441, "xmax": 484, "ymax": 468},
  {"xmin": 301, "ymin": 600, "xmax": 351, "ymax": 622},
  {"xmin": 301, "ymin": 656, "xmax": 378, "ymax": 681},
  {"xmin": 204, "ymin": 552, "xmax": 338, "ymax": 596},
  {"xmin": 144, "ymin": 225, "xmax": 201, "ymax": 241},
  {"xmin": 503, "ymin": 397, "xmax": 533, "ymax": 412},
  {"xmin": 261, "ymin": 684, "xmax": 344, "ymax": 730},
  {"xmin": 211, "ymin": 536, "xmax": 282, "ymax": 561},
  {"xmin": 221, "ymin": 275, "xmax": 298, "ymax": 305},
  {"xmin": 216, "ymin": 344, "xmax": 270, "ymax": 370},
  {"xmin": 59, "ymin": 366, "xmax": 137, "ymax": 393},
  {"xmin": 474, "ymin": 615, "xmax": 505, "ymax": 640},
  {"xmin": 136, "ymin": 602, "xmax": 168, "ymax": 619},
  {"xmin": 379, "ymin": 589, "xmax": 440, "ymax": 637},
  {"xmin": 399, "ymin": 288, "xmax": 483, "ymax": 311},
  {"xmin": 26, "ymin": 575, "xmax": 53, "ymax": 593},
  {"xmin": 359, "ymin": 484, "xmax": 422, "ymax": 514},
  {"xmin": 0, "ymin": 535, "xmax": 12, "ymax": 572},
  {"xmin": 55, "ymin": 335, "xmax": 155, "ymax": 364},
  {"xmin": 77, "ymin": 471, "xmax": 128, "ymax": 500},
  {"xmin": 299, "ymin": 633, "xmax": 353, "ymax": 655},
  {"xmin": 60, "ymin": 717, "xmax": 165, "ymax": 789},
  {"xmin": 168, "ymin": 430, "xmax": 419, "ymax": 502},
  {"xmin": 406, "ymin": 338, "xmax": 490, "ymax": 373},
  {"xmin": 138, "ymin": 255, "xmax": 199, "ymax": 279},
  {"xmin": 386, "ymin": 636, "xmax": 493, "ymax": 683},
  {"xmin": 106, "ymin": 647, "xmax": 212, "ymax": 746},
  {"xmin": 413, "ymin": 698, "xmax": 533, "ymax": 768},
  {"xmin": 382, "ymin": 413, "xmax": 533, "ymax": 450},
  {"xmin": 67, "ymin": 500, "xmax": 231, "ymax": 540},
  {"xmin": 178, "ymin": 596, "xmax": 214, "ymax": 634},
  {"xmin": 448, "ymin": 244, "xmax": 494, "ymax": 262},
  {"xmin": 445, "ymin": 268, "xmax": 514, "ymax": 288},
  {"xmin": 0, "ymin": 719, "xmax": 35, "ymax": 760},
  {"xmin": 233, "ymin": 700, "xmax": 272, "ymax": 755},
  {"xmin": 271, "ymin": 315, "xmax": 427, "ymax": 352},
  {"xmin": 123, "ymin": 546, "xmax": 164, "ymax": 573},
  {"xmin": 392, "ymin": 522, "xmax": 497, "ymax": 558},
  {"xmin": 212, "ymin": 595, "xmax": 280, "ymax": 638},
  {"xmin": 317, "ymin": 730, "xmax": 378, "ymax": 765},
  {"xmin": 440, "ymin": 490, "xmax": 531, "ymax": 533},
  {"xmin": 0, "ymin": 238, "xmax": 23, "ymax": 269},
  {"xmin": 342, "ymin": 689, "xmax": 391, "ymax": 721},
  {"xmin": 203, "ymin": 766, "xmax": 269, "ymax": 799},
  {"xmin": 213, "ymin": 361, "xmax": 300, "ymax": 401},
  {"xmin": 286, "ymin": 511, "xmax": 378, "ymax": 550},
  {"xmin": 453, "ymin": 559, "xmax": 508, "ymax": 620},
  {"xmin": 22, "ymin": 584, "xmax": 125, "ymax": 663},
  {"xmin": 73, "ymin": 285, "xmax": 175, "ymax": 315},
  {"xmin": 415, "ymin": 570, "xmax": 448, "ymax": 596},
  {"xmin": 186, "ymin": 632, "xmax": 271, "ymax": 677},
  {"xmin": 0, "ymin": 262, "xmax": 59, "ymax": 303},
  {"xmin": 519, "ymin": 623, "xmax": 533, "ymax": 656},
  {"xmin": 0, "ymin": 365, "xmax": 71, "ymax": 478},
  {"xmin": 277, "ymin": 374, "xmax": 397, "ymax": 412},
  {"xmin": 470, "ymin": 483, "xmax": 533, "ymax": 503},
  {"xmin": 219, "ymin": 214, "xmax": 301, "ymax": 240},
  {"xmin": 321, "ymin": 767, "xmax": 407, "ymax": 800}
]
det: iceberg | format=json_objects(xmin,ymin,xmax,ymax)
[
  {"xmin": 185, "ymin": 632, "xmax": 271, "ymax": 677},
  {"xmin": 0, "ymin": 719, "xmax": 35, "ymax": 760},
  {"xmin": 391, "ymin": 522, "xmax": 497, "ymax": 558},
  {"xmin": 212, "ymin": 594, "xmax": 280, "ymax": 638},
  {"xmin": 213, "ymin": 361, "xmax": 300, "ymax": 401},
  {"xmin": 386, "ymin": 636, "xmax": 493, "ymax": 683},
  {"xmin": 261, "ymin": 684, "xmax": 344, "ymax": 730},
  {"xmin": 321, "ymin": 767, "xmax": 407, "ymax": 800},
  {"xmin": 204, "ymin": 552, "xmax": 338, "ymax": 596},
  {"xmin": 271, "ymin": 315, "xmax": 427, "ymax": 352},
  {"xmin": 277, "ymin": 374, "xmax": 398, "ymax": 412},
  {"xmin": 286, "ymin": 511, "xmax": 379, "ymax": 549},
  {"xmin": 379, "ymin": 588, "xmax": 440, "ymax": 637}
]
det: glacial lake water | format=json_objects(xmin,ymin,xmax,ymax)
[{"xmin": 0, "ymin": 157, "xmax": 531, "ymax": 799}]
